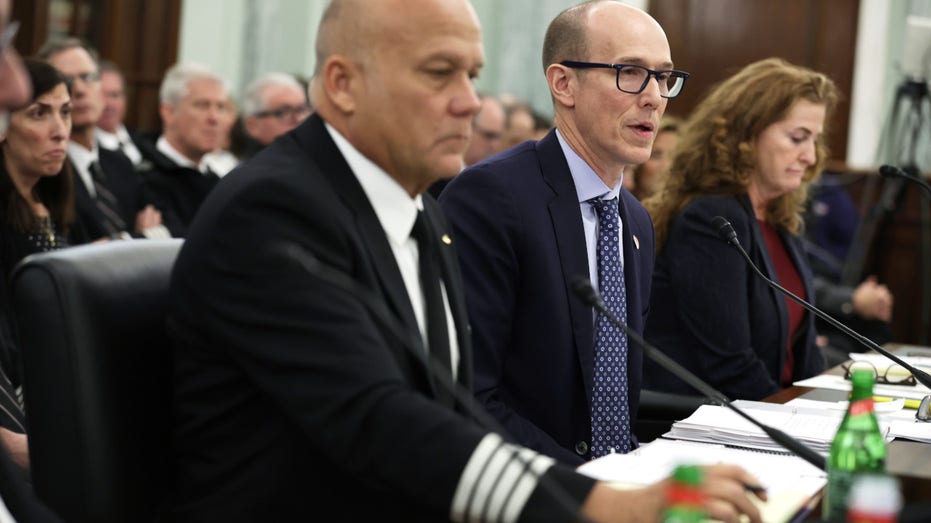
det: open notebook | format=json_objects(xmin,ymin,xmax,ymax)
[{"xmin": 576, "ymin": 438, "xmax": 826, "ymax": 523}]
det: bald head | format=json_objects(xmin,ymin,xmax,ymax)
[{"xmin": 543, "ymin": 1, "xmax": 665, "ymax": 71}]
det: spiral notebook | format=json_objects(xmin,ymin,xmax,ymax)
[{"xmin": 577, "ymin": 438, "xmax": 826, "ymax": 523}]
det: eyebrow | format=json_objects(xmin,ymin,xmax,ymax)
[{"xmin": 616, "ymin": 57, "xmax": 676, "ymax": 69}]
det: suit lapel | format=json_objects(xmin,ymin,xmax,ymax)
[
  {"xmin": 538, "ymin": 132, "xmax": 595, "ymax": 399},
  {"xmin": 294, "ymin": 116, "xmax": 423, "ymax": 353},
  {"xmin": 743, "ymin": 197, "xmax": 790, "ymax": 366}
]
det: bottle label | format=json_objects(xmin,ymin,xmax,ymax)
[
  {"xmin": 847, "ymin": 509, "xmax": 897, "ymax": 523},
  {"xmin": 849, "ymin": 398, "xmax": 874, "ymax": 416}
]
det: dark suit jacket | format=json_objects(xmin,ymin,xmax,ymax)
[
  {"xmin": 439, "ymin": 129, "xmax": 655, "ymax": 465},
  {"xmin": 137, "ymin": 139, "xmax": 218, "ymax": 237},
  {"xmin": 166, "ymin": 115, "xmax": 594, "ymax": 522},
  {"xmin": 71, "ymin": 148, "xmax": 175, "ymax": 241},
  {"xmin": 643, "ymin": 194, "xmax": 825, "ymax": 400}
]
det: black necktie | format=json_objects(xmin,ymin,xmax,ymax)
[
  {"xmin": 410, "ymin": 211, "xmax": 454, "ymax": 396},
  {"xmin": 88, "ymin": 160, "xmax": 126, "ymax": 235}
]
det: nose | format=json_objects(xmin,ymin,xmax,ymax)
[
  {"xmin": 639, "ymin": 75, "xmax": 663, "ymax": 108},
  {"xmin": 800, "ymin": 140, "xmax": 817, "ymax": 164},
  {"xmin": 50, "ymin": 113, "xmax": 70, "ymax": 140},
  {"xmin": 453, "ymin": 77, "xmax": 481, "ymax": 118},
  {"xmin": 0, "ymin": 49, "xmax": 31, "ymax": 110}
]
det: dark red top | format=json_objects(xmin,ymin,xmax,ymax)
[{"xmin": 758, "ymin": 220, "xmax": 806, "ymax": 386}]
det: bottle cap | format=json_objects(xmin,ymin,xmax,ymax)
[
  {"xmin": 672, "ymin": 465, "xmax": 703, "ymax": 486},
  {"xmin": 847, "ymin": 474, "xmax": 902, "ymax": 516}
]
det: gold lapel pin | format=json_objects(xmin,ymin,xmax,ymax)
[
  {"xmin": 441, "ymin": 234, "xmax": 452, "ymax": 245},
  {"xmin": 633, "ymin": 234, "xmax": 640, "ymax": 250}
]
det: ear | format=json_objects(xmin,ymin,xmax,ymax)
[
  {"xmin": 546, "ymin": 64, "xmax": 576, "ymax": 109},
  {"xmin": 159, "ymin": 102, "xmax": 175, "ymax": 128},
  {"xmin": 320, "ymin": 55, "xmax": 360, "ymax": 115}
]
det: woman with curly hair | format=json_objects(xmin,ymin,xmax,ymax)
[{"xmin": 642, "ymin": 58, "xmax": 838, "ymax": 400}]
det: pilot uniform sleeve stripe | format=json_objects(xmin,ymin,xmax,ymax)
[{"xmin": 450, "ymin": 433, "xmax": 555, "ymax": 523}]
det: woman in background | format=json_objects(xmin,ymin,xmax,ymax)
[
  {"xmin": 0, "ymin": 58, "xmax": 74, "ymax": 469},
  {"xmin": 643, "ymin": 58, "xmax": 836, "ymax": 400}
]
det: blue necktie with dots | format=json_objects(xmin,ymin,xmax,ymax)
[{"xmin": 587, "ymin": 197, "xmax": 631, "ymax": 458}]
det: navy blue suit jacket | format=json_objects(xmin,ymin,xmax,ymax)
[
  {"xmin": 440, "ymin": 130, "xmax": 655, "ymax": 465},
  {"xmin": 643, "ymin": 195, "xmax": 825, "ymax": 400}
]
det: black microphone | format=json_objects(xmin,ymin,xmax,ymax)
[
  {"xmin": 879, "ymin": 164, "xmax": 931, "ymax": 199},
  {"xmin": 272, "ymin": 241, "xmax": 597, "ymax": 523},
  {"xmin": 711, "ymin": 215, "xmax": 931, "ymax": 392},
  {"xmin": 570, "ymin": 276, "xmax": 827, "ymax": 471}
]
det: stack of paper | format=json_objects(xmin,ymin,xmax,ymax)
[{"xmin": 663, "ymin": 401, "xmax": 892, "ymax": 454}]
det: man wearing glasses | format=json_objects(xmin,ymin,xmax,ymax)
[
  {"xmin": 440, "ymin": 0, "xmax": 688, "ymax": 464},
  {"xmin": 239, "ymin": 72, "xmax": 310, "ymax": 159}
]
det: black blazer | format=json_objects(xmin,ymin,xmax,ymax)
[
  {"xmin": 137, "ymin": 139, "xmax": 218, "ymax": 237},
  {"xmin": 166, "ymin": 114, "xmax": 594, "ymax": 522},
  {"xmin": 643, "ymin": 194, "xmax": 825, "ymax": 400},
  {"xmin": 71, "ymin": 148, "xmax": 179, "ymax": 240},
  {"xmin": 439, "ymin": 129, "xmax": 655, "ymax": 465}
]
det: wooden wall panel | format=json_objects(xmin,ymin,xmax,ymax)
[
  {"xmin": 650, "ymin": 0, "xmax": 859, "ymax": 162},
  {"xmin": 12, "ymin": 0, "xmax": 180, "ymax": 133}
]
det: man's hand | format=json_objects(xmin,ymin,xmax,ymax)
[
  {"xmin": 580, "ymin": 464, "xmax": 764, "ymax": 523},
  {"xmin": 852, "ymin": 276, "xmax": 894, "ymax": 322},
  {"xmin": 0, "ymin": 427, "xmax": 29, "ymax": 470}
]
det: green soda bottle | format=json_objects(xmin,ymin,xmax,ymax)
[
  {"xmin": 661, "ymin": 465, "xmax": 707, "ymax": 523},
  {"xmin": 824, "ymin": 369, "xmax": 887, "ymax": 520}
]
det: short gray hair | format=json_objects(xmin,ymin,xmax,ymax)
[
  {"xmin": 159, "ymin": 62, "xmax": 229, "ymax": 106},
  {"xmin": 241, "ymin": 72, "xmax": 304, "ymax": 116},
  {"xmin": 37, "ymin": 37, "xmax": 100, "ymax": 63}
]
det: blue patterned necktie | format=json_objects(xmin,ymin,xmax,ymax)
[{"xmin": 587, "ymin": 197, "xmax": 631, "ymax": 458}]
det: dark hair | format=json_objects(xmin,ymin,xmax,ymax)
[{"xmin": 1, "ymin": 58, "xmax": 74, "ymax": 235}]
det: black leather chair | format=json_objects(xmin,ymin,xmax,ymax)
[
  {"xmin": 634, "ymin": 389, "xmax": 711, "ymax": 443},
  {"xmin": 11, "ymin": 239, "xmax": 182, "ymax": 523}
]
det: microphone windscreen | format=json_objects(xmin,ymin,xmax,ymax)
[
  {"xmin": 570, "ymin": 275, "xmax": 598, "ymax": 307},
  {"xmin": 711, "ymin": 216, "xmax": 738, "ymax": 244}
]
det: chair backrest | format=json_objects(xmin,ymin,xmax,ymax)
[{"xmin": 11, "ymin": 239, "xmax": 183, "ymax": 523}]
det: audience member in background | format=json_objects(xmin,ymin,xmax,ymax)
[
  {"xmin": 531, "ymin": 108, "xmax": 553, "ymax": 140},
  {"xmin": 500, "ymin": 98, "xmax": 537, "ymax": 150},
  {"xmin": 39, "ymin": 39, "xmax": 172, "ymax": 240},
  {"xmin": 238, "ymin": 72, "xmax": 311, "ymax": 159},
  {"xmin": 137, "ymin": 62, "xmax": 229, "ymax": 236},
  {"xmin": 202, "ymin": 95, "xmax": 240, "ymax": 176},
  {"xmin": 95, "ymin": 60, "xmax": 145, "ymax": 167},
  {"xmin": 427, "ymin": 91, "xmax": 505, "ymax": 198},
  {"xmin": 165, "ymin": 0, "xmax": 762, "ymax": 521},
  {"xmin": 644, "ymin": 58, "xmax": 833, "ymax": 400},
  {"xmin": 0, "ymin": 59, "xmax": 75, "ymax": 470},
  {"xmin": 0, "ymin": 5, "xmax": 70, "ymax": 521},
  {"xmin": 630, "ymin": 114, "xmax": 681, "ymax": 200},
  {"xmin": 805, "ymin": 173, "xmax": 893, "ymax": 365},
  {"xmin": 441, "ymin": 0, "xmax": 679, "ymax": 464}
]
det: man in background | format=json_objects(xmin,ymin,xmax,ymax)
[
  {"xmin": 95, "ymin": 60, "xmax": 145, "ymax": 167},
  {"xmin": 137, "ymin": 62, "xmax": 229, "ymax": 235},
  {"xmin": 239, "ymin": 71, "xmax": 310, "ymax": 157}
]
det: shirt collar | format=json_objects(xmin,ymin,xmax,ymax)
[
  {"xmin": 324, "ymin": 122, "xmax": 422, "ymax": 246},
  {"xmin": 156, "ymin": 135, "xmax": 207, "ymax": 172},
  {"xmin": 96, "ymin": 125, "xmax": 132, "ymax": 150},
  {"xmin": 66, "ymin": 140, "xmax": 98, "ymax": 168},
  {"xmin": 555, "ymin": 128, "xmax": 622, "ymax": 203}
]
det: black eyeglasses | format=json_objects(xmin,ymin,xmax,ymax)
[
  {"xmin": 841, "ymin": 361, "xmax": 917, "ymax": 387},
  {"xmin": 0, "ymin": 21, "xmax": 18, "ymax": 56},
  {"xmin": 917, "ymin": 395, "xmax": 931, "ymax": 422},
  {"xmin": 63, "ymin": 71, "xmax": 101, "ymax": 84},
  {"xmin": 253, "ymin": 104, "xmax": 311, "ymax": 122},
  {"xmin": 560, "ymin": 61, "xmax": 689, "ymax": 99}
]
